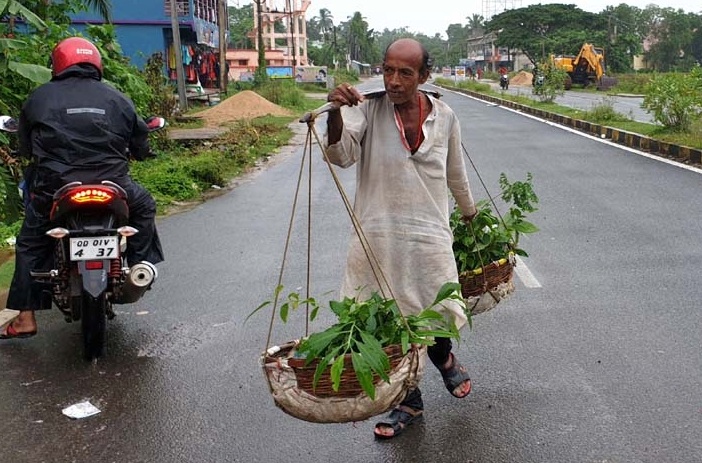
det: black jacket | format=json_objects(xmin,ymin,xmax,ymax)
[{"xmin": 18, "ymin": 64, "xmax": 151, "ymax": 194}]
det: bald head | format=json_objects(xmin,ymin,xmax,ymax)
[{"xmin": 384, "ymin": 38, "xmax": 432, "ymax": 77}]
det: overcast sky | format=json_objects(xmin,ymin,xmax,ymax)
[{"xmin": 230, "ymin": 0, "xmax": 701, "ymax": 39}]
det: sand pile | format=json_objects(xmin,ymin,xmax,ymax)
[
  {"xmin": 196, "ymin": 90, "xmax": 293, "ymax": 127},
  {"xmin": 509, "ymin": 71, "xmax": 533, "ymax": 86}
]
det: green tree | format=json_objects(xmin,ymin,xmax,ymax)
[
  {"xmin": 228, "ymin": 3, "xmax": 254, "ymax": 49},
  {"xmin": 645, "ymin": 7, "xmax": 700, "ymax": 71},
  {"xmin": 486, "ymin": 4, "xmax": 604, "ymax": 65},
  {"xmin": 343, "ymin": 12, "xmax": 376, "ymax": 64},
  {"xmin": 465, "ymin": 13, "xmax": 484, "ymax": 38},
  {"xmin": 600, "ymin": 4, "xmax": 645, "ymax": 73}
]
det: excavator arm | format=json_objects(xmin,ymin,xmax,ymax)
[{"xmin": 573, "ymin": 43, "xmax": 605, "ymax": 80}]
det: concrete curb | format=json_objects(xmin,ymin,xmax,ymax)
[{"xmin": 446, "ymin": 86, "xmax": 702, "ymax": 166}]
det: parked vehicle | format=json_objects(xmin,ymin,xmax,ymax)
[
  {"xmin": 551, "ymin": 43, "xmax": 618, "ymax": 90},
  {"xmin": 0, "ymin": 114, "xmax": 166, "ymax": 360}
]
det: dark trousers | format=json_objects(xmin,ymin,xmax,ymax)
[
  {"xmin": 6, "ymin": 179, "xmax": 164, "ymax": 311},
  {"xmin": 400, "ymin": 337, "xmax": 453, "ymax": 408}
]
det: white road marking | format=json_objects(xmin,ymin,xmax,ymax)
[{"xmin": 514, "ymin": 255, "xmax": 542, "ymax": 288}]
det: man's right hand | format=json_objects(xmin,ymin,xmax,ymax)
[{"xmin": 326, "ymin": 83, "xmax": 364, "ymax": 110}]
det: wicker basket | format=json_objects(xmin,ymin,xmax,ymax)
[
  {"xmin": 458, "ymin": 255, "xmax": 515, "ymax": 299},
  {"xmin": 286, "ymin": 344, "xmax": 407, "ymax": 398},
  {"xmin": 262, "ymin": 341, "xmax": 426, "ymax": 423}
]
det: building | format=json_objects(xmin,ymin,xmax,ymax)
[
  {"xmin": 71, "ymin": 0, "xmax": 225, "ymax": 87},
  {"xmin": 465, "ymin": 32, "xmax": 530, "ymax": 73},
  {"xmin": 251, "ymin": 0, "xmax": 311, "ymax": 67},
  {"xmin": 226, "ymin": 48, "xmax": 289, "ymax": 81}
]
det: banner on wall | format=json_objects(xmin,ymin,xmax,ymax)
[
  {"xmin": 194, "ymin": 18, "xmax": 219, "ymax": 48},
  {"xmin": 455, "ymin": 66, "xmax": 466, "ymax": 81},
  {"xmin": 267, "ymin": 66, "xmax": 294, "ymax": 79},
  {"xmin": 294, "ymin": 66, "xmax": 328, "ymax": 83}
]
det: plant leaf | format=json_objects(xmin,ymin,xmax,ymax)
[
  {"xmin": 432, "ymin": 282, "xmax": 461, "ymax": 305},
  {"xmin": 245, "ymin": 300, "xmax": 271, "ymax": 322},
  {"xmin": 7, "ymin": 1, "xmax": 47, "ymax": 30},
  {"xmin": 330, "ymin": 355, "xmax": 346, "ymax": 392},
  {"xmin": 8, "ymin": 61, "xmax": 51, "ymax": 84},
  {"xmin": 311, "ymin": 346, "xmax": 341, "ymax": 389},
  {"xmin": 356, "ymin": 332, "xmax": 390, "ymax": 381},
  {"xmin": 351, "ymin": 351, "xmax": 375, "ymax": 399}
]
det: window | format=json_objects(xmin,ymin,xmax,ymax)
[
  {"xmin": 193, "ymin": 0, "xmax": 218, "ymax": 21},
  {"xmin": 164, "ymin": 0, "xmax": 189, "ymax": 16}
]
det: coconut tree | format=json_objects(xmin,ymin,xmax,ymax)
[{"xmin": 315, "ymin": 8, "xmax": 334, "ymax": 43}]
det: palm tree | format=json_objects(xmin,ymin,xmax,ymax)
[
  {"xmin": 80, "ymin": 0, "xmax": 112, "ymax": 22},
  {"xmin": 466, "ymin": 13, "xmax": 485, "ymax": 38},
  {"xmin": 315, "ymin": 8, "xmax": 334, "ymax": 43}
]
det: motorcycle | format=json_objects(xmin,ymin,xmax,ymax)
[
  {"xmin": 499, "ymin": 74, "xmax": 509, "ymax": 90},
  {"xmin": 0, "ymin": 115, "xmax": 166, "ymax": 360},
  {"xmin": 533, "ymin": 73, "xmax": 545, "ymax": 89}
]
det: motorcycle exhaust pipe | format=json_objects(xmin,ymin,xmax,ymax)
[{"xmin": 117, "ymin": 261, "xmax": 158, "ymax": 304}]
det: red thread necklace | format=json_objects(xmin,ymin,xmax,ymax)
[{"xmin": 395, "ymin": 93, "xmax": 424, "ymax": 153}]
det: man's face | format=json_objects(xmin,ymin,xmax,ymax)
[{"xmin": 382, "ymin": 43, "xmax": 428, "ymax": 105}]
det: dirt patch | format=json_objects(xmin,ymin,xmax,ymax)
[
  {"xmin": 195, "ymin": 90, "xmax": 293, "ymax": 127},
  {"xmin": 510, "ymin": 70, "xmax": 533, "ymax": 86}
]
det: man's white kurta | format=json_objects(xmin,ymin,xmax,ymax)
[{"xmin": 325, "ymin": 93, "xmax": 476, "ymax": 329}]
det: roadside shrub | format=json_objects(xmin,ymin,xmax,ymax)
[
  {"xmin": 183, "ymin": 150, "xmax": 228, "ymax": 187},
  {"xmin": 642, "ymin": 67, "xmax": 702, "ymax": 132},
  {"xmin": 256, "ymin": 79, "xmax": 306, "ymax": 109},
  {"xmin": 583, "ymin": 97, "xmax": 633, "ymax": 124},
  {"xmin": 532, "ymin": 61, "xmax": 567, "ymax": 103}
]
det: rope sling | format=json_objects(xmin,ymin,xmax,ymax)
[
  {"xmin": 260, "ymin": 89, "xmax": 516, "ymax": 422},
  {"xmin": 260, "ymin": 96, "xmax": 424, "ymax": 424}
]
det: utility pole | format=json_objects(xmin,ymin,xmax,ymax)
[
  {"xmin": 254, "ymin": 0, "xmax": 267, "ymax": 82},
  {"xmin": 170, "ymin": 0, "xmax": 187, "ymax": 111},
  {"xmin": 218, "ymin": 0, "xmax": 228, "ymax": 93}
]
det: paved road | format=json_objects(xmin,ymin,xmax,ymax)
[
  {"xmin": 432, "ymin": 73, "xmax": 655, "ymax": 124},
  {"xmin": 492, "ymin": 80, "xmax": 653, "ymax": 124},
  {"xmin": 2, "ymin": 83, "xmax": 701, "ymax": 462}
]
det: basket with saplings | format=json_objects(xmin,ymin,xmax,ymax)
[
  {"xmin": 451, "ymin": 172, "xmax": 539, "ymax": 314},
  {"xmin": 254, "ymin": 282, "xmax": 467, "ymax": 423}
]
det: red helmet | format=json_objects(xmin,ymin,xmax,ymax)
[{"xmin": 51, "ymin": 37, "xmax": 102, "ymax": 78}]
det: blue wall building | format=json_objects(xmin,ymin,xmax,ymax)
[{"xmin": 72, "ymin": 0, "xmax": 223, "ymax": 72}]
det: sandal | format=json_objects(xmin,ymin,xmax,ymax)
[
  {"xmin": 440, "ymin": 353, "xmax": 472, "ymax": 398},
  {"xmin": 373, "ymin": 405, "xmax": 424, "ymax": 439},
  {"xmin": 373, "ymin": 389, "xmax": 424, "ymax": 439},
  {"xmin": 0, "ymin": 322, "xmax": 37, "ymax": 340}
]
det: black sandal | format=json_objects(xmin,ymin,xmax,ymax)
[
  {"xmin": 373, "ymin": 389, "xmax": 424, "ymax": 439},
  {"xmin": 440, "ymin": 353, "xmax": 472, "ymax": 398}
]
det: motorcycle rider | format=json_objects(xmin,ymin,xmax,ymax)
[{"xmin": 1, "ymin": 36, "xmax": 164, "ymax": 339}]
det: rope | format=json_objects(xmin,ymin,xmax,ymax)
[
  {"xmin": 265, "ymin": 112, "xmax": 413, "ymax": 351},
  {"xmin": 459, "ymin": 141, "xmax": 517, "ymax": 299}
]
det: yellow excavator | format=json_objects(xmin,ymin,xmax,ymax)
[{"xmin": 551, "ymin": 43, "xmax": 617, "ymax": 90}]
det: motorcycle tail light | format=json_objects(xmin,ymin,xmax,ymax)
[
  {"xmin": 85, "ymin": 261, "xmax": 104, "ymax": 270},
  {"xmin": 46, "ymin": 227, "xmax": 70, "ymax": 238},
  {"xmin": 117, "ymin": 226, "xmax": 139, "ymax": 237},
  {"xmin": 69, "ymin": 187, "xmax": 113, "ymax": 204}
]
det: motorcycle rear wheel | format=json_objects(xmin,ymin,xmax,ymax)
[{"xmin": 81, "ymin": 291, "xmax": 108, "ymax": 360}]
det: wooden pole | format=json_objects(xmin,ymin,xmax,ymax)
[
  {"xmin": 218, "ymin": 0, "xmax": 228, "ymax": 93},
  {"xmin": 170, "ymin": 0, "xmax": 188, "ymax": 111}
]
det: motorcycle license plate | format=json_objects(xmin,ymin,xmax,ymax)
[{"xmin": 69, "ymin": 236, "xmax": 119, "ymax": 261}]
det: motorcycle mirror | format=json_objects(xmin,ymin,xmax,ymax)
[
  {"xmin": 145, "ymin": 116, "xmax": 167, "ymax": 132},
  {"xmin": 0, "ymin": 115, "xmax": 19, "ymax": 133}
]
